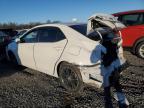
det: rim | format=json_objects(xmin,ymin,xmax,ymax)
[
  {"xmin": 139, "ymin": 44, "xmax": 144, "ymax": 58},
  {"xmin": 61, "ymin": 67, "xmax": 80, "ymax": 91}
]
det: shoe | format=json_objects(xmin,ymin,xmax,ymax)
[{"xmin": 114, "ymin": 92, "xmax": 129, "ymax": 106}]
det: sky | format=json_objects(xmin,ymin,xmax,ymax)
[{"xmin": 0, "ymin": 0, "xmax": 144, "ymax": 24}]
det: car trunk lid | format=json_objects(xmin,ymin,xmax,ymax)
[{"xmin": 87, "ymin": 13, "xmax": 125, "ymax": 66}]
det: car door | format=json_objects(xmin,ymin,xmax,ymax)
[
  {"xmin": 18, "ymin": 29, "xmax": 38, "ymax": 69},
  {"xmin": 34, "ymin": 27, "xmax": 67, "ymax": 75}
]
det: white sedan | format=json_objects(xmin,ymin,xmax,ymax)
[{"xmin": 6, "ymin": 22, "xmax": 127, "ymax": 93}]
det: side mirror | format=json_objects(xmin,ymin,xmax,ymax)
[{"xmin": 15, "ymin": 38, "xmax": 20, "ymax": 43}]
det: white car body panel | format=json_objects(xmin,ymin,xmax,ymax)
[
  {"xmin": 18, "ymin": 43, "xmax": 36, "ymax": 69},
  {"xmin": 34, "ymin": 39, "xmax": 67, "ymax": 75}
]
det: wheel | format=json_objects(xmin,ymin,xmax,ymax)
[
  {"xmin": 136, "ymin": 41, "xmax": 144, "ymax": 59},
  {"xmin": 59, "ymin": 62, "xmax": 83, "ymax": 94}
]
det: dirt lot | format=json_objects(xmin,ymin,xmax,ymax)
[{"xmin": 0, "ymin": 51, "xmax": 143, "ymax": 108}]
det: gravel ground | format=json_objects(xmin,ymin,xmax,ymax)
[{"xmin": 0, "ymin": 51, "xmax": 143, "ymax": 108}]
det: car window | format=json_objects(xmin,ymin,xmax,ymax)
[
  {"xmin": 38, "ymin": 27, "xmax": 65, "ymax": 42},
  {"xmin": 69, "ymin": 24, "xmax": 87, "ymax": 35},
  {"xmin": 21, "ymin": 30, "xmax": 38, "ymax": 43},
  {"xmin": 141, "ymin": 13, "xmax": 144, "ymax": 24},
  {"xmin": 121, "ymin": 13, "xmax": 143, "ymax": 26}
]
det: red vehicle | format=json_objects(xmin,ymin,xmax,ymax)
[{"xmin": 113, "ymin": 10, "xmax": 144, "ymax": 59}]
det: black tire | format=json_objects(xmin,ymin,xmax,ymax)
[
  {"xmin": 59, "ymin": 62, "xmax": 83, "ymax": 95},
  {"xmin": 136, "ymin": 41, "xmax": 144, "ymax": 59}
]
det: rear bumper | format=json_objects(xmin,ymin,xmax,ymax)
[{"xmin": 79, "ymin": 59, "xmax": 129, "ymax": 88}]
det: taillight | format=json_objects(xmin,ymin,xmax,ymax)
[
  {"xmin": 111, "ymin": 37, "xmax": 121, "ymax": 44},
  {"xmin": 112, "ymin": 30, "xmax": 122, "ymax": 44},
  {"xmin": 113, "ymin": 30, "xmax": 121, "ymax": 37}
]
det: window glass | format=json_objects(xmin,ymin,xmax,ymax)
[
  {"xmin": 121, "ymin": 14, "xmax": 143, "ymax": 26},
  {"xmin": 38, "ymin": 27, "xmax": 65, "ymax": 42},
  {"xmin": 21, "ymin": 30, "xmax": 38, "ymax": 43},
  {"xmin": 69, "ymin": 24, "xmax": 87, "ymax": 35},
  {"xmin": 140, "ymin": 13, "xmax": 144, "ymax": 24}
]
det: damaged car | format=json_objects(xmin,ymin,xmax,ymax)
[{"xmin": 6, "ymin": 14, "xmax": 127, "ymax": 94}]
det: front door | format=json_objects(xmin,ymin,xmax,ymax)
[{"xmin": 18, "ymin": 29, "xmax": 38, "ymax": 69}]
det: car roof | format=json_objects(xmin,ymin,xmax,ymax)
[
  {"xmin": 30, "ymin": 23, "xmax": 87, "ymax": 31},
  {"xmin": 33, "ymin": 23, "xmax": 66, "ymax": 28},
  {"xmin": 64, "ymin": 23, "xmax": 87, "ymax": 26},
  {"xmin": 113, "ymin": 9, "xmax": 144, "ymax": 16},
  {"xmin": 19, "ymin": 23, "xmax": 87, "ymax": 38}
]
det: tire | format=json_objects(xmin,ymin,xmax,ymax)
[
  {"xmin": 58, "ymin": 62, "xmax": 83, "ymax": 95},
  {"xmin": 136, "ymin": 41, "xmax": 144, "ymax": 59}
]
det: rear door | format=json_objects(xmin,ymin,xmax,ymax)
[{"xmin": 34, "ymin": 27, "xmax": 67, "ymax": 75}]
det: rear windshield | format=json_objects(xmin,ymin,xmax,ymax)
[{"xmin": 69, "ymin": 24, "xmax": 87, "ymax": 35}]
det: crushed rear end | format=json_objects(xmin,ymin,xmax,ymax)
[{"xmin": 79, "ymin": 14, "xmax": 128, "ymax": 88}]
